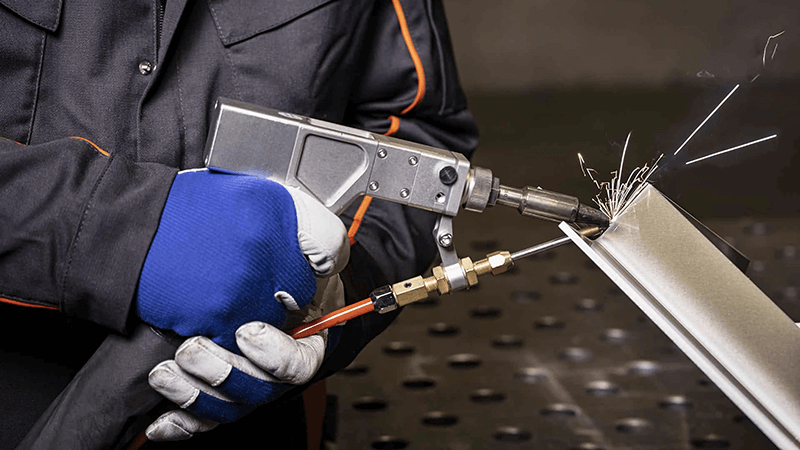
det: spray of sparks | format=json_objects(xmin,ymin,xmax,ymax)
[
  {"xmin": 579, "ymin": 78, "xmax": 779, "ymax": 221},
  {"xmin": 579, "ymin": 133, "xmax": 664, "ymax": 221}
]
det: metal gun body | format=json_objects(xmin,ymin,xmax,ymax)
[
  {"xmin": 204, "ymin": 99, "xmax": 477, "ymax": 217},
  {"xmin": 203, "ymin": 99, "xmax": 607, "ymax": 293}
]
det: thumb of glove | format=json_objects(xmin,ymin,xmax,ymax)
[{"xmin": 287, "ymin": 188, "xmax": 349, "ymax": 277}]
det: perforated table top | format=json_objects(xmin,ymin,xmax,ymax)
[{"xmin": 326, "ymin": 214, "xmax": 799, "ymax": 450}]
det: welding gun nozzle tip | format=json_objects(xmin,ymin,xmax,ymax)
[{"xmin": 576, "ymin": 204, "xmax": 610, "ymax": 227}]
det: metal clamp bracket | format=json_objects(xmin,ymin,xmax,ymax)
[{"xmin": 433, "ymin": 215, "xmax": 467, "ymax": 291}]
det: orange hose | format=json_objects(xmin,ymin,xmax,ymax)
[
  {"xmin": 290, "ymin": 298, "xmax": 374, "ymax": 339},
  {"xmin": 347, "ymin": 196, "xmax": 373, "ymax": 246},
  {"xmin": 126, "ymin": 430, "xmax": 149, "ymax": 450}
]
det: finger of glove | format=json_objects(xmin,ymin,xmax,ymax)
[
  {"xmin": 236, "ymin": 321, "xmax": 325, "ymax": 384},
  {"xmin": 145, "ymin": 410, "xmax": 218, "ymax": 442},
  {"xmin": 148, "ymin": 360, "xmax": 253, "ymax": 423},
  {"xmin": 287, "ymin": 188, "xmax": 349, "ymax": 277},
  {"xmin": 175, "ymin": 336, "xmax": 293, "ymax": 404}
]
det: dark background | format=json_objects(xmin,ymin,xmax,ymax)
[{"xmin": 443, "ymin": 0, "xmax": 800, "ymax": 219}]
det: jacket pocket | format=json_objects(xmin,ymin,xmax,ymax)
[
  {"xmin": 0, "ymin": 0, "xmax": 62, "ymax": 143},
  {"xmin": 208, "ymin": 0, "xmax": 338, "ymax": 46}
]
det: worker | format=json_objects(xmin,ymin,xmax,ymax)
[{"xmin": 0, "ymin": 1, "xmax": 478, "ymax": 448}]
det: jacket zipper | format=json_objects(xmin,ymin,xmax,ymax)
[{"xmin": 155, "ymin": 0, "xmax": 165, "ymax": 63}]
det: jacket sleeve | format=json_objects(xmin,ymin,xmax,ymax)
[
  {"xmin": 0, "ymin": 137, "xmax": 176, "ymax": 333},
  {"xmin": 314, "ymin": 0, "xmax": 479, "ymax": 378}
]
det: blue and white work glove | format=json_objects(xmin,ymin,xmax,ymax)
[
  {"xmin": 145, "ymin": 276, "xmax": 344, "ymax": 440},
  {"xmin": 134, "ymin": 169, "xmax": 349, "ymax": 440}
]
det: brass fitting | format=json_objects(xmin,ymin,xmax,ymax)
[
  {"xmin": 461, "ymin": 257, "xmax": 479, "ymax": 287},
  {"xmin": 391, "ymin": 276, "xmax": 430, "ymax": 307},
  {"xmin": 431, "ymin": 266, "xmax": 449, "ymax": 295},
  {"xmin": 390, "ymin": 250, "xmax": 515, "ymax": 307},
  {"xmin": 474, "ymin": 251, "xmax": 513, "ymax": 276}
]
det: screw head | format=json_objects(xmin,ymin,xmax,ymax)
[
  {"xmin": 439, "ymin": 166, "xmax": 458, "ymax": 185},
  {"xmin": 435, "ymin": 192, "xmax": 446, "ymax": 204},
  {"xmin": 438, "ymin": 233, "xmax": 453, "ymax": 248},
  {"xmin": 408, "ymin": 155, "xmax": 419, "ymax": 166},
  {"xmin": 400, "ymin": 188, "xmax": 410, "ymax": 198},
  {"xmin": 369, "ymin": 181, "xmax": 379, "ymax": 191},
  {"xmin": 377, "ymin": 148, "xmax": 388, "ymax": 158}
]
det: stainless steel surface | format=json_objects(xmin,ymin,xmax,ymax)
[
  {"xmin": 560, "ymin": 184, "xmax": 800, "ymax": 450},
  {"xmin": 204, "ymin": 98, "xmax": 470, "ymax": 216}
]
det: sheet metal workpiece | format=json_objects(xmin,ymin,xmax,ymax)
[{"xmin": 560, "ymin": 184, "xmax": 800, "ymax": 450}]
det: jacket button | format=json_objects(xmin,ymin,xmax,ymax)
[{"xmin": 138, "ymin": 60, "xmax": 153, "ymax": 75}]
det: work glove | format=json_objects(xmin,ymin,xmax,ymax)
[
  {"xmin": 145, "ymin": 276, "xmax": 345, "ymax": 440},
  {"xmin": 135, "ymin": 168, "xmax": 348, "ymax": 351},
  {"xmin": 136, "ymin": 168, "xmax": 349, "ymax": 438}
]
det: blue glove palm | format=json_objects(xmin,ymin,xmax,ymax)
[{"xmin": 136, "ymin": 169, "xmax": 317, "ymax": 352}]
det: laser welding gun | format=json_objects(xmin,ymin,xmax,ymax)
[{"xmin": 204, "ymin": 99, "xmax": 608, "ymax": 299}]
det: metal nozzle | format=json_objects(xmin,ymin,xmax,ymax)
[
  {"xmin": 576, "ymin": 204, "xmax": 610, "ymax": 227},
  {"xmin": 494, "ymin": 184, "xmax": 609, "ymax": 227}
]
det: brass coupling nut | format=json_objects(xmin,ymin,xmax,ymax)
[
  {"xmin": 474, "ymin": 251, "xmax": 513, "ymax": 276},
  {"xmin": 460, "ymin": 257, "xmax": 480, "ymax": 288}
]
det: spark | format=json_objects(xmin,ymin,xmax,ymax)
[
  {"xmin": 579, "ymin": 133, "xmax": 664, "ymax": 221},
  {"xmin": 684, "ymin": 134, "xmax": 778, "ymax": 165},
  {"xmin": 763, "ymin": 30, "xmax": 785, "ymax": 67},
  {"xmin": 674, "ymin": 84, "xmax": 740, "ymax": 156},
  {"xmin": 614, "ymin": 154, "xmax": 663, "ymax": 218},
  {"xmin": 614, "ymin": 131, "xmax": 632, "ymax": 213},
  {"xmin": 578, "ymin": 153, "xmax": 588, "ymax": 176}
]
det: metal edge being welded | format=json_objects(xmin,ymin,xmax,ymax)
[{"xmin": 559, "ymin": 183, "xmax": 800, "ymax": 450}]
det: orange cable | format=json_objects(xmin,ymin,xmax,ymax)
[
  {"xmin": 346, "ymin": 115, "xmax": 401, "ymax": 244},
  {"xmin": 391, "ymin": 0, "xmax": 426, "ymax": 115},
  {"xmin": 290, "ymin": 299, "xmax": 374, "ymax": 339},
  {"xmin": 347, "ymin": 196, "xmax": 373, "ymax": 246},
  {"xmin": 385, "ymin": 114, "xmax": 401, "ymax": 135},
  {"xmin": 126, "ymin": 430, "xmax": 149, "ymax": 450}
]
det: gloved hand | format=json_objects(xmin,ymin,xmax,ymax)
[
  {"xmin": 136, "ymin": 168, "xmax": 349, "ymax": 439},
  {"xmin": 135, "ymin": 168, "xmax": 349, "ymax": 352},
  {"xmin": 145, "ymin": 275, "xmax": 345, "ymax": 440}
]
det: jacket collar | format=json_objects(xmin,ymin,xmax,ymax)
[{"xmin": 0, "ymin": 0, "xmax": 63, "ymax": 32}]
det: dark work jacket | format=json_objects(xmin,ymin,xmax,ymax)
[{"xmin": 0, "ymin": 0, "xmax": 478, "ymax": 448}]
